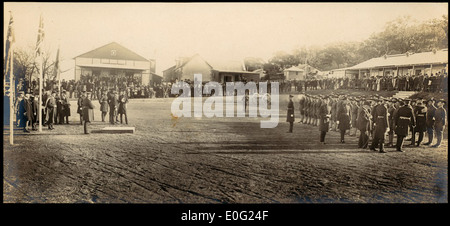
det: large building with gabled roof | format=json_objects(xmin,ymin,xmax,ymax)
[
  {"xmin": 329, "ymin": 49, "xmax": 448, "ymax": 78},
  {"xmin": 74, "ymin": 42, "xmax": 159, "ymax": 85},
  {"xmin": 163, "ymin": 54, "xmax": 260, "ymax": 83}
]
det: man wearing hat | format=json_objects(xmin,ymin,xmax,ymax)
[
  {"xmin": 82, "ymin": 91, "xmax": 95, "ymax": 134},
  {"xmin": 394, "ymin": 99, "xmax": 416, "ymax": 152},
  {"xmin": 286, "ymin": 94, "xmax": 295, "ymax": 133},
  {"xmin": 45, "ymin": 90, "xmax": 57, "ymax": 130},
  {"xmin": 108, "ymin": 90, "xmax": 119, "ymax": 124},
  {"xmin": 318, "ymin": 96, "xmax": 331, "ymax": 144},
  {"xmin": 424, "ymin": 98, "xmax": 437, "ymax": 146},
  {"xmin": 77, "ymin": 91, "xmax": 85, "ymax": 125},
  {"xmin": 15, "ymin": 91, "xmax": 27, "ymax": 130},
  {"xmin": 432, "ymin": 99, "xmax": 447, "ymax": 148},
  {"xmin": 387, "ymin": 98, "xmax": 399, "ymax": 147},
  {"xmin": 99, "ymin": 90, "xmax": 109, "ymax": 122},
  {"xmin": 357, "ymin": 100, "xmax": 372, "ymax": 149},
  {"xmin": 336, "ymin": 96, "xmax": 351, "ymax": 143},
  {"xmin": 350, "ymin": 97, "xmax": 359, "ymax": 137},
  {"xmin": 298, "ymin": 93, "xmax": 305, "ymax": 124},
  {"xmin": 25, "ymin": 91, "xmax": 38, "ymax": 131},
  {"xmin": 59, "ymin": 90, "xmax": 70, "ymax": 124},
  {"xmin": 330, "ymin": 95, "xmax": 338, "ymax": 131},
  {"xmin": 369, "ymin": 97, "xmax": 389, "ymax": 153},
  {"xmin": 411, "ymin": 99, "xmax": 427, "ymax": 146},
  {"xmin": 118, "ymin": 89, "xmax": 129, "ymax": 124}
]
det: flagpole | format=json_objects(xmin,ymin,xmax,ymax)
[
  {"xmin": 10, "ymin": 43, "xmax": 14, "ymax": 145},
  {"xmin": 39, "ymin": 56, "xmax": 43, "ymax": 132},
  {"xmin": 57, "ymin": 46, "xmax": 61, "ymax": 97}
]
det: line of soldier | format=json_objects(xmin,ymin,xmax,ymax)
[{"xmin": 290, "ymin": 93, "xmax": 447, "ymax": 152}]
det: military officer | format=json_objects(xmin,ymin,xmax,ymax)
[
  {"xmin": 330, "ymin": 95, "xmax": 338, "ymax": 131},
  {"xmin": 305, "ymin": 94, "xmax": 311, "ymax": 124},
  {"xmin": 77, "ymin": 91, "xmax": 85, "ymax": 125},
  {"xmin": 369, "ymin": 97, "xmax": 389, "ymax": 153},
  {"xmin": 287, "ymin": 94, "xmax": 295, "ymax": 133},
  {"xmin": 387, "ymin": 98, "xmax": 399, "ymax": 147},
  {"xmin": 99, "ymin": 91, "xmax": 109, "ymax": 122},
  {"xmin": 46, "ymin": 90, "xmax": 57, "ymax": 130},
  {"xmin": 82, "ymin": 91, "xmax": 95, "ymax": 134},
  {"xmin": 423, "ymin": 98, "xmax": 437, "ymax": 145},
  {"xmin": 350, "ymin": 97, "xmax": 359, "ymax": 136},
  {"xmin": 15, "ymin": 91, "xmax": 27, "ymax": 129},
  {"xmin": 318, "ymin": 96, "xmax": 331, "ymax": 144},
  {"xmin": 337, "ymin": 96, "xmax": 351, "ymax": 143},
  {"xmin": 118, "ymin": 90, "xmax": 129, "ymax": 124},
  {"xmin": 298, "ymin": 93, "xmax": 305, "ymax": 124},
  {"xmin": 109, "ymin": 90, "xmax": 119, "ymax": 124},
  {"xmin": 432, "ymin": 99, "xmax": 447, "ymax": 148},
  {"xmin": 59, "ymin": 90, "xmax": 71, "ymax": 124},
  {"xmin": 411, "ymin": 99, "xmax": 427, "ymax": 146},
  {"xmin": 394, "ymin": 99, "xmax": 416, "ymax": 152},
  {"xmin": 357, "ymin": 100, "xmax": 372, "ymax": 149}
]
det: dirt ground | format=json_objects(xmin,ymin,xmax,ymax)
[{"xmin": 3, "ymin": 95, "xmax": 448, "ymax": 203}]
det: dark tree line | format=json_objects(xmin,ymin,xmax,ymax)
[{"xmin": 244, "ymin": 15, "xmax": 448, "ymax": 80}]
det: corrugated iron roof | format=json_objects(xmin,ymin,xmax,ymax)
[{"xmin": 347, "ymin": 49, "xmax": 448, "ymax": 70}]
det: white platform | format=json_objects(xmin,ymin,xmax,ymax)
[{"xmin": 100, "ymin": 127, "xmax": 135, "ymax": 133}]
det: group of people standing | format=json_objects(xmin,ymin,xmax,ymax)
[
  {"xmin": 282, "ymin": 72, "xmax": 448, "ymax": 94},
  {"xmin": 77, "ymin": 88, "xmax": 129, "ymax": 134},
  {"xmin": 15, "ymin": 89, "xmax": 71, "ymax": 132},
  {"xmin": 14, "ymin": 87, "xmax": 129, "ymax": 135},
  {"xmin": 287, "ymin": 93, "xmax": 447, "ymax": 152}
]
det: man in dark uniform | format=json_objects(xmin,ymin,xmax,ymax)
[
  {"xmin": 369, "ymin": 97, "xmax": 389, "ymax": 153},
  {"xmin": 318, "ymin": 96, "xmax": 330, "ymax": 144},
  {"xmin": 15, "ymin": 91, "xmax": 27, "ymax": 130},
  {"xmin": 312, "ymin": 96, "xmax": 318, "ymax": 126},
  {"xmin": 298, "ymin": 93, "xmax": 305, "ymax": 124},
  {"xmin": 305, "ymin": 95, "xmax": 311, "ymax": 124},
  {"xmin": 394, "ymin": 99, "xmax": 416, "ymax": 152},
  {"xmin": 350, "ymin": 97, "xmax": 359, "ymax": 136},
  {"xmin": 330, "ymin": 95, "xmax": 338, "ymax": 131},
  {"xmin": 337, "ymin": 96, "xmax": 351, "ymax": 143},
  {"xmin": 432, "ymin": 99, "xmax": 447, "ymax": 148},
  {"xmin": 59, "ymin": 91, "xmax": 70, "ymax": 124},
  {"xmin": 287, "ymin": 94, "xmax": 295, "ymax": 133},
  {"xmin": 118, "ymin": 90, "xmax": 129, "ymax": 124},
  {"xmin": 357, "ymin": 100, "xmax": 372, "ymax": 149},
  {"xmin": 423, "ymin": 98, "xmax": 437, "ymax": 146},
  {"xmin": 46, "ymin": 90, "xmax": 57, "ymax": 130},
  {"xmin": 411, "ymin": 99, "xmax": 427, "ymax": 146},
  {"xmin": 82, "ymin": 91, "xmax": 95, "ymax": 134},
  {"xmin": 387, "ymin": 98, "xmax": 399, "ymax": 147},
  {"xmin": 109, "ymin": 90, "xmax": 119, "ymax": 124},
  {"xmin": 99, "ymin": 91, "xmax": 109, "ymax": 122}
]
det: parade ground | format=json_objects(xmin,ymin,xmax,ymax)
[{"xmin": 3, "ymin": 94, "xmax": 448, "ymax": 203}]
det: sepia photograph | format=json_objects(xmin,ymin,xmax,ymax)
[{"xmin": 3, "ymin": 2, "xmax": 448, "ymax": 221}]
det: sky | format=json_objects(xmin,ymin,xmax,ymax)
[{"xmin": 3, "ymin": 2, "xmax": 448, "ymax": 80}]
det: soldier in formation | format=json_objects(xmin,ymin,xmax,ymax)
[{"xmin": 288, "ymin": 92, "xmax": 447, "ymax": 153}]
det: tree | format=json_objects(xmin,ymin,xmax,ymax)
[
  {"xmin": 11, "ymin": 45, "xmax": 55, "ymax": 91},
  {"xmin": 243, "ymin": 57, "xmax": 265, "ymax": 71}
]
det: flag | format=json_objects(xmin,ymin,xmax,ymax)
[
  {"xmin": 35, "ymin": 14, "xmax": 45, "ymax": 58},
  {"xmin": 4, "ymin": 12, "xmax": 15, "ymax": 96},
  {"xmin": 52, "ymin": 47, "xmax": 60, "ymax": 80}
]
